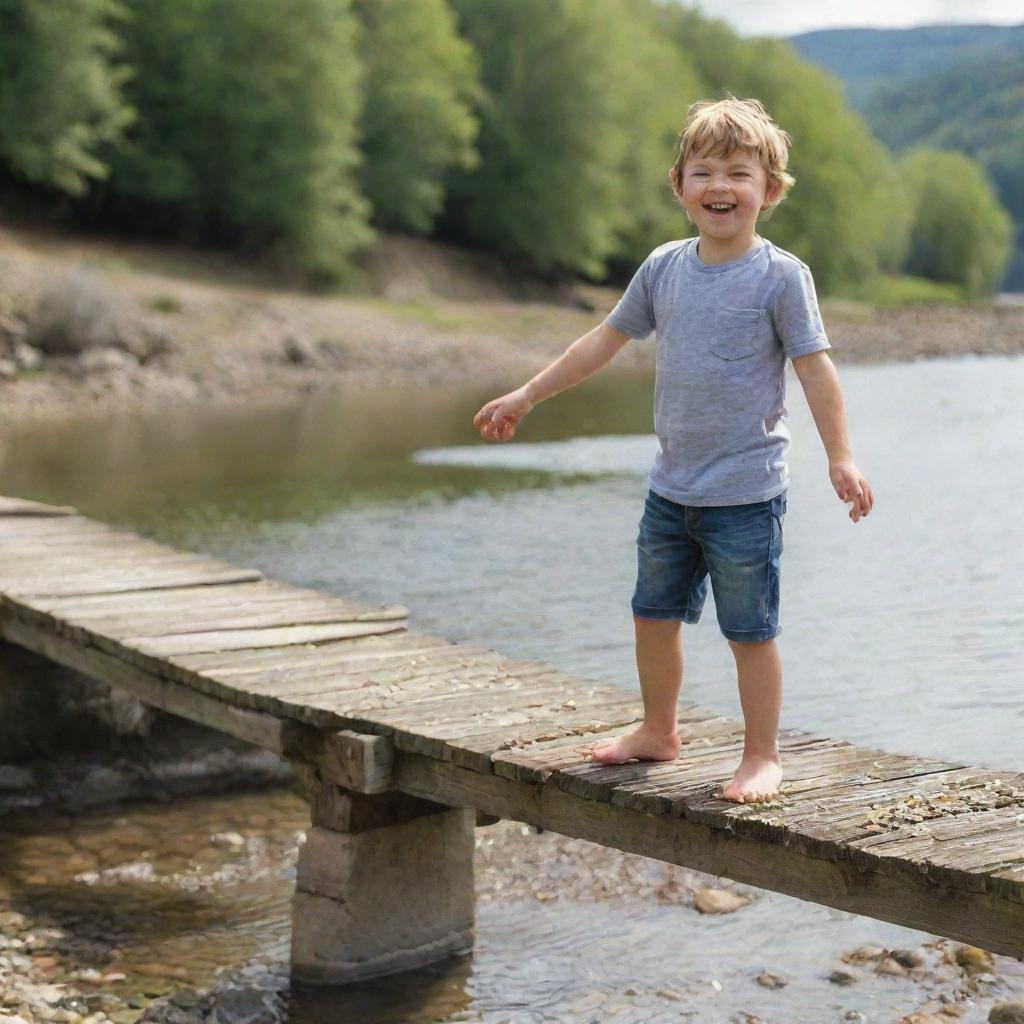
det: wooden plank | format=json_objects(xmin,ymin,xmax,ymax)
[
  {"xmin": 395, "ymin": 751, "xmax": 1024, "ymax": 957},
  {"xmin": 120, "ymin": 619, "xmax": 408, "ymax": 656},
  {"xmin": 4, "ymin": 567, "xmax": 264, "ymax": 597},
  {"xmin": 0, "ymin": 496, "xmax": 75, "ymax": 516},
  {"xmin": 168, "ymin": 632, "xmax": 459, "ymax": 676},
  {"xmin": 383, "ymin": 695, "xmax": 650, "ymax": 769},
  {"xmin": 27, "ymin": 577, "xmax": 401, "ymax": 618}
]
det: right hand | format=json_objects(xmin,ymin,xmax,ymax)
[{"xmin": 473, "ymin": 387, "xmax": 534, "ymax": 442}]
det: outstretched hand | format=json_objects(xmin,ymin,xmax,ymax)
[
  {"xmin": 830, "ymin": 459, "xmax": 873, "ymax": 522},
  {"xmin": 473, "ymin": 387, "xmax": 534, "ymax": 442}
]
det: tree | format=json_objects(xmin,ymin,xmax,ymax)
[
  {"xmin": 900, "ymin": 148, "xmax": 1012, "ymax": 297},
  {"xmin": 102, "ymin": 0, "xmax": 373, "ymax": 279},
  {"xmin": 353, "ymin": 0, "xmax": 481, "ymax": 234},
  {"xmin": 0, "ymin": 0, "xmax": 132, "ymax": 195}
]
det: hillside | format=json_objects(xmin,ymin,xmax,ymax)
[{"xmin": 788, "ymin": 23, "xmax": 1024, "ymax": 290}]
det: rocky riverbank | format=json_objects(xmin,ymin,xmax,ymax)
[{"xmin": 1, "ymin": 226, "xmax": 1022, "ymax": 429}]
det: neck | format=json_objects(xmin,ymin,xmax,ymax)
[{"xmin": 696, "ymin": 233, "xmax": 761, "ymax": 266}]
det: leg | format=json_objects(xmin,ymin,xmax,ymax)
[
  {"xmin": 587, "ymin": 615, "xmax": 684, "ymax": 764},
  {"xmin": 719, "ymin": 637, "xmax": 783, "ymax": 802}
]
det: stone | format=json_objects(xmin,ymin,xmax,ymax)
[
  {"xmin": 990, "ymin": 1004, "xmax": 1024, "ymax": 1024},
  {"xmin": 0, "ymin": 358, "xmax": 17, "ymax": 380},
  {"xmin": 842, "ymin": 945, "xmax": 886, "ymax": 963},
  {"xmin": 208, "ymin": 987, "xmax": 281, "ymax": 1024},
  {"xmin": 210, "ymin": 832, "xmax": 246, "ymax": 850},
  {"xmin": 876, "ymin": 956, "xmax": 910, "ymax": 976},
  {"xmin": 282, "ymin": 334, "xmax": 320, "ymax": 367},
  {"xmin": 954, "ymin": 945, "xmax": 994, "ymax": 975},
  {"xmin": 76, "ymin": 347, "xmax": 139, "ymax": 375},
  {"xmin": 755, "ymin": 971, "xmax": 787, "ymax": 989},
  {"xmin": 291, "ymin": 808, "xmax": 475, "ymax": 984},
  {"xmin": 12, "ymin": 342, "xmax": 43, "ymax": 371},
  {"xmin": 692, "ymin": 887, "xmax": 751, "ymax": 914},
  {"xmin": 892, "ymin": 947, "xmax": 928, "ymax": 969},
  {"xmin": 829, "ymin": 969, "xmax": 859, "ymax": 986}
]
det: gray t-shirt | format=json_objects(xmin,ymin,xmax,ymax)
[{"xmin": 605, "ymin": 235, "xmax": 830, "ymax": 506}]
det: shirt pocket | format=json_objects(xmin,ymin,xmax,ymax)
[{"xmin": 710, "ymin": 307, "xmax": 763, "ymax": 361}]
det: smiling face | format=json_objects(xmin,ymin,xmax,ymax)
[{"xmin": 670, "ymin": 144, "xmax": 780, "ymax": 246}]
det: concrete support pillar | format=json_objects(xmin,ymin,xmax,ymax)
[{"xmin": 289, "ymin": 763, "xmax": 476, "ymax": 985}]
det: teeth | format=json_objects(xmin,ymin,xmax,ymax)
[{"xmin": 708, "ymin": 204, "xmax": 733, "ymax": 210}]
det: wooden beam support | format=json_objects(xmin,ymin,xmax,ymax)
[{"xmin": 394, "ymin": 750, "xmax": 1024, "ymax": 961}]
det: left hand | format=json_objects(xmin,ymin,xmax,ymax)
[{"xmin": 829, "ymin": 459, "xmax": 873, "ymax": 523}]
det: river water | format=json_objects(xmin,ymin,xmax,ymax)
[{"xmin": 1, "ymin": 355, "xmax": 1023, "ymax": 1022}]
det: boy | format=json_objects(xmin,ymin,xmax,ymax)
[{"xmin": 472, "ymin": 96, "xmax": 873, "ymax": 804}]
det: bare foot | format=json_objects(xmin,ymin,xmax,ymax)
[
  {"xmin": 720, "ymin": 751, "xmax": 783, "ymax": 803},
  {"xmin": 583, "ymin": 724, "xmax": 681, "ymax": 765}
]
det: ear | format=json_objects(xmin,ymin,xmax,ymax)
[
  {"xmin": 762, "ymin": 178, "xmax": 783, "ymax": 210},
  {"xmin": 668, "ymin": 165, "xmax": 682, "ymax": 198}
]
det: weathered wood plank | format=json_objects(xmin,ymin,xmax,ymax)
[
  {"xmin": 121, "ymin": 619, "xmax": 408, "ymax": 656},
  {"xmin": 4, "ymin": 567, "xmax": 264, "ymax": 597},
  {"xmin": 28, "ymin": 577, "xmax": 403, "ymax": 617}
]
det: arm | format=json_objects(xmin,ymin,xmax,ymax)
[
  {"xmin": 791, "ymin": 350, "xmax": 874, "ymax": 523},
  {"xmin": 473, "ymin": 320, "xmax": 631, "ymax": 442}
]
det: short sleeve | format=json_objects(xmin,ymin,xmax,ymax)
[
  {"xmin": 771, "ymin": 264, "xmax": 831, "ymax": 359},
  {"xmin": 605, "ymin": 253, "xmax": 656, "ymax": 340}
]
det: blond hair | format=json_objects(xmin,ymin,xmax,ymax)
[{"xmin": 672, "ymin": 94, "xmax": 795, "ymax": 217}]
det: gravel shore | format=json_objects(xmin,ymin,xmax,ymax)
[{"xmin": 1, "ymin": 227, "xmax": 1022, "ymax": 428}]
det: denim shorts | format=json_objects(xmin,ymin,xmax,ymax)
[{"xmin": 631, "ymin": 488, "xmax": 787, "ymax": 642}]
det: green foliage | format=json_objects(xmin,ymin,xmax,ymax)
[
  {"xmin": 353, "ymin": 0, "xmax": 481, "ymax": 234},
  {"xmin": 444, "ymin": 0, "xmax": 701, "ymax": 278},
  {"xmin": 106, "ymin": 0, "xmax": 373, "ymax": 280},
  {"xmin": 831, "ymin": 273, "xmax": 967, "ymax": 306},
  {"xmin": 899, "ymin": 149, "xmax": 1012, "ymax": 298},
  {"xmin": 0, "ymin": 0, "xmax": 133, "ymax": 195}
]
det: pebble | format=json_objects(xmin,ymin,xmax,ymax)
[
  {"xmin": 755, "ymin": 971, "xmax": 787, "ymax": 989},
  {"xmin": 210, "ymin": 833, "xmax": 246, "ymax": 850},
  {"xmin": 692, "ymin": 887, "xmax": 751, "ymax": 914},
  {"xmin": 955, "ymin": 945, "xmax": 994, "ymax": 972},
  {"xmin": 829, "ymin": 969, "xmax": 859, "ymax": 986},
  {"xmin": 843, "ymin": 1013, "xmax": 867, "ymax": 1023},
  {"xmin": 843, "ymin": 945, "xmax": 886, "ymax": 963},
  {"xmin": 990, "ymin": 1004, "xmax": 1024, "ymax": 1024},
  {"xmin": 892, "ymin": 947, "xmax": 928, "ymax": 969},
  {"xmin": 876, "ymin": 955, "xmax": 910, "ymax": 976}
]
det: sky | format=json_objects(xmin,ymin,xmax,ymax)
[{"xmin": 681, "ymin": 0, "xmax": 1024, "ymax": 38}]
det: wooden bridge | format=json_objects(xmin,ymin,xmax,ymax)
[{"xmin": 1, "ymin": 494, "xmax": 1022, "ymax": 983}]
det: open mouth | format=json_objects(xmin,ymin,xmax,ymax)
[{"xmin": 704, "ymin": 203, "xmax": 736, "ymax": 215}]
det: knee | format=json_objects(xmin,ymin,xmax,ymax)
[{"xmin": 727, "ymin": 636, "xmax": 775, "ymax": 652}]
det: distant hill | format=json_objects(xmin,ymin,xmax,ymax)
[
  {"xmin": 789, "ymin": 24, "xmax": 1024, "ymax": 108},
  {"xmin": 789, "ymin": 24, "xmax": 1024, "ymax": 290}
]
